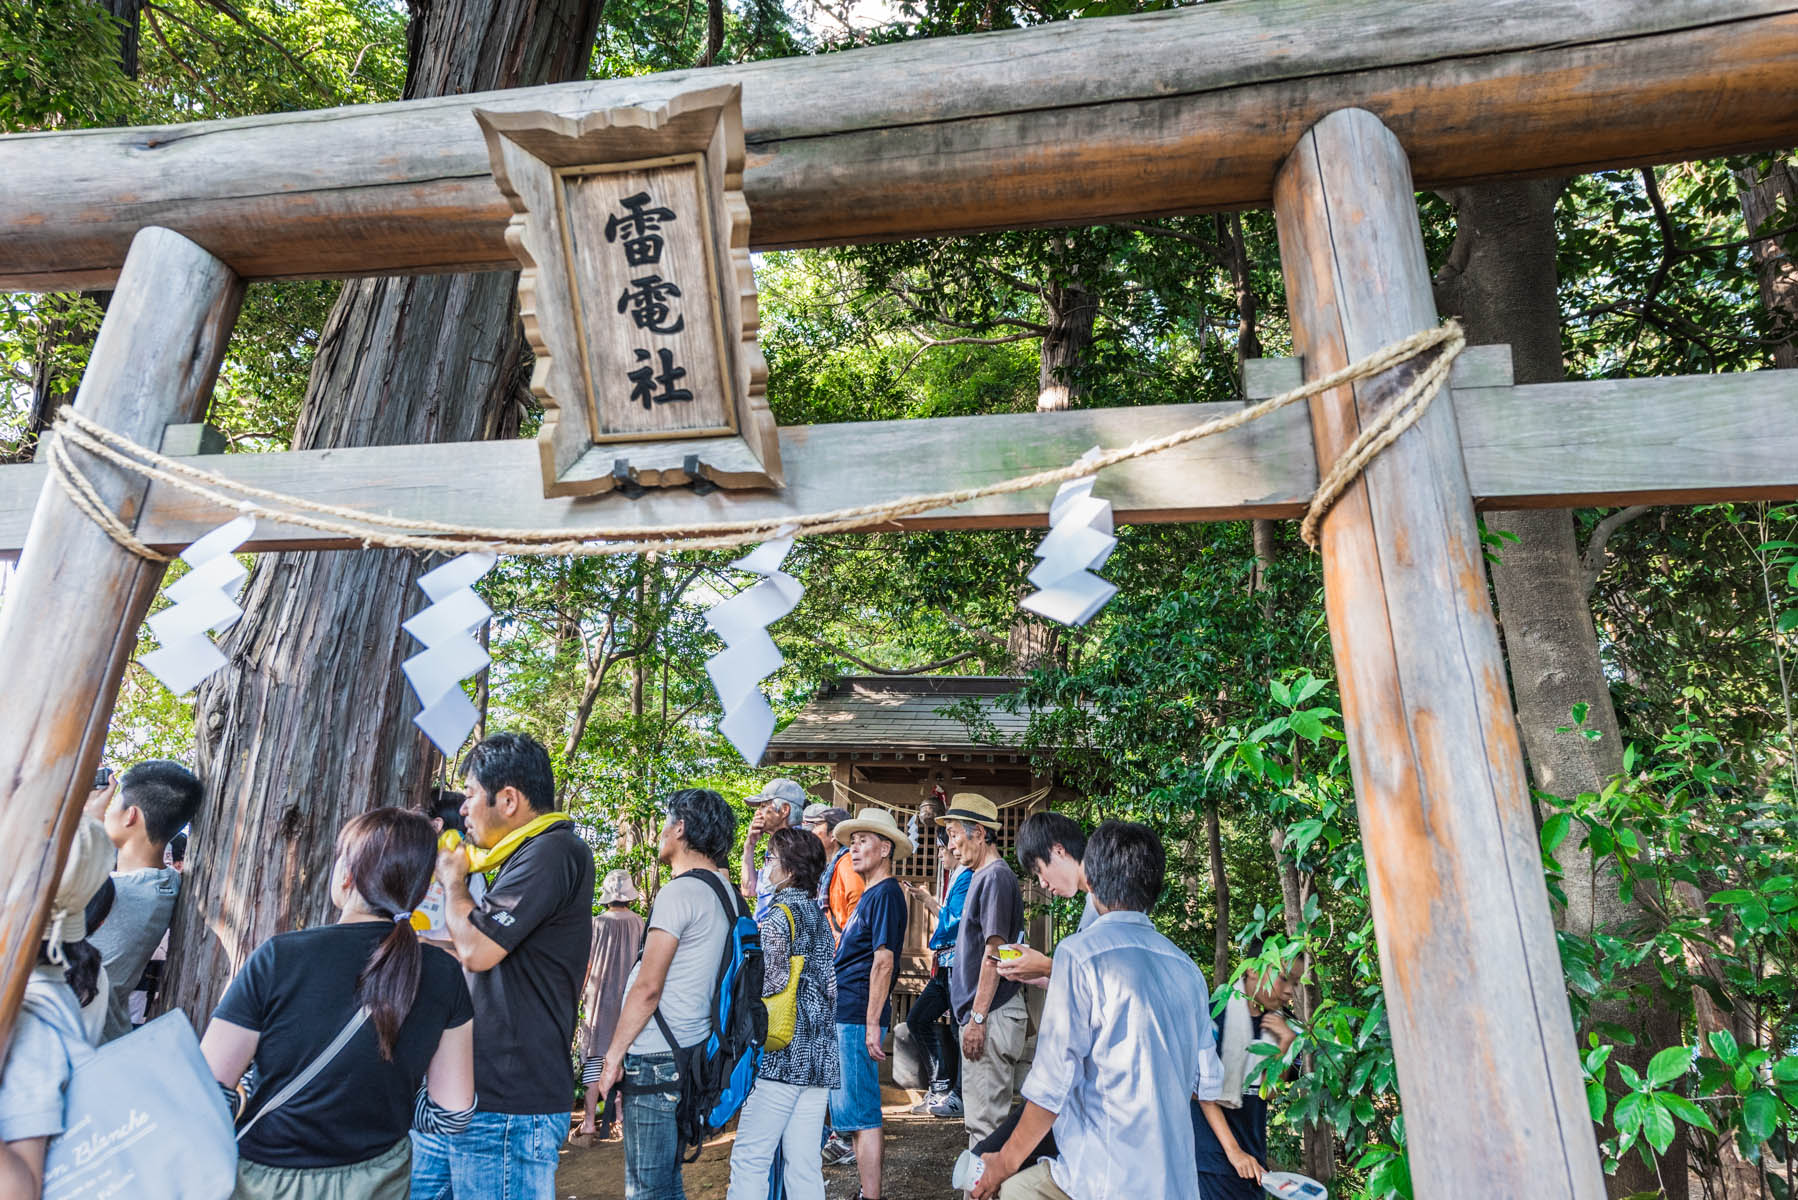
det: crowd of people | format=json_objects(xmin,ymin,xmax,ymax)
[{"xmin": 1, "ymin": 733, "xmax": 1302, "ymax": 1200}]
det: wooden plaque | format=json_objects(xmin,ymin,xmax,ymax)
[{"xmin": 476, "ymin": 87, "xmax": 782, "ymax": 497}]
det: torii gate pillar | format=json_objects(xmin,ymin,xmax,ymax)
[
  {"xmin": 0, "ymin": 228, "xmax": 242, "ymax": 1051},
  {"xmin": 1274, "ymin": 108, "xmax": 1605, "ymax": 1196}
]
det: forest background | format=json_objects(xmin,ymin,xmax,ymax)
[{"xmin": 3, "ymin": 0, "xmax": 1797, "ymax": 1196}]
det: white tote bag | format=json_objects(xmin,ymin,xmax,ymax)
[{"xmin": 26, "ymin": 997, "xmax": 238, "ymax": 1200}]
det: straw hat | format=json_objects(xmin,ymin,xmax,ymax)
[
  {"xmin": 44, "ymin": 817, "xmax": 116, "ymax": 960},
  {"xmin": 599, "ymin": 868, "xmax": 641, "ymax": 905},
  {"xmin": 944, "ymin": 792, "xmax": 1001, "ymax": 832},
  {"xmin": 833, "ymin": 807, "xmax": 915, "ymax": 857}
]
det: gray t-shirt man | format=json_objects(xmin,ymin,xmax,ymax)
[
  {"xmin": 626, "ymin": 870, "xmax": 731, "ymax": 1054},
  {"xmin": 88, "ymin": 866, "xmax": 180, "ymax": 1042},
  {"xmin": 950, "ymin": 857, "xmax": 1025, "ymax": 1024}
]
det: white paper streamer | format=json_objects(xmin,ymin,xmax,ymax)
[
  {"xmin": 140, "ymin": 515, "xmax": 256, "ymax": 695},
  {"xmin": 705, "ymin": 537, "xmax": 803, "ymax": 764},
  {"xmin": 403, "ymin": 551, "xmax": 498, "ymax": 755},
  {"xmin": 1020, "ymin": 447, "xmax": 1118, "ymax": 627}
]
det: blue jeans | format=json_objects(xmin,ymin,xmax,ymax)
[
  {"xmin": 410, "ymin": 1111, "xmax": 562, "ymax": 1200},
  {"xmin": 621, "ymin": 1052, "xmax": 685, "ymax": 1200}
]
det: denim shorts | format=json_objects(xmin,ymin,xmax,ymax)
[{"xmin": 828, "ymin": 1022, "xmax": 886, "ymax": 1132}]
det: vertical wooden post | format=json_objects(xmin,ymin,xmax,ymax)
[
  {"xmin": 0, "ymin": 228, "xmax": 241, "ymax": 1053},
  {"xmin": 1272, "ymin": 109, "xmax": 1604, "ymax": 1196}
]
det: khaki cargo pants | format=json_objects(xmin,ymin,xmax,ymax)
[{"xmin": 960, "ymin": 991, "xmax": 1030, "ymax": 1148}]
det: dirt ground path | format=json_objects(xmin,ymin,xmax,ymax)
[{"xmin": 556, "ymin": 1087, "xmax": 969, "ymax": 1199}]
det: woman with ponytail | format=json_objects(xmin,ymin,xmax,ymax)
[{"xmin": 201, "ymin": 808, "xmax": 475, "ymax": 1200}]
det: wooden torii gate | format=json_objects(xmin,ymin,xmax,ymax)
[{"xmin": 3, "ymin": 2, "xmax": 1798, "ymax": 1195}]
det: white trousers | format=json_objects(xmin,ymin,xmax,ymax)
[{"xmin": 726, "ymin": 1079, "xmax": 831, "ymax": 1200}]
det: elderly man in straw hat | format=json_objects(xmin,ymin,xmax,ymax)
[
  {"xmin": 827, "ymin": 808, "xmax": 912, "ymax": 1200},
  {"xmin": 944, "ymin": 792, "xmax": 1028, "ymax": 1151},
  {"xmin": 574, "ymin": 869, "xmax": 646, "ymax": 1144}
]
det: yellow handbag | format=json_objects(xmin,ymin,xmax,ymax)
[{"xmin": 764, "ymin": 903, "xmax": 804, "ymax": 1052}]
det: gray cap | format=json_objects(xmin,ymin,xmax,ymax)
[
  {"xmin": 749, "ymin": 777, "xmax": 809, "ymax": 824},
  {"xmin": 801, "ymin": 802, "xmax": 833, "ymax": 823}
]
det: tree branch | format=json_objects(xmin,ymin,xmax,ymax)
[
  {"xmin": 145, "ymin": 9, "xmax": 227, "ymax": 110},
  {"xmin": 799, "ymin": 633, "xmax": 981, "ymax": 676},
  {"xmin": 933, "ymin": 604, "xmax": 1009, "ymax": 648},
  {"xmin": 881, "ymin": 283, "xmax": 1049, "ymax": 335},
  {"xmin": 189, "ymin": 0, "xmax": 341, "ymax": 103},
  {"xmin": 1582, "ymin": 505, "xmax": 1652, "ymax": 596},
  {"xmin": 1114, "ymin": 221, "xmax": 1228, "ymax": 265},
  {"xmin": 915, "ymin": 330, "xmax": 1044, "ymax": 348}
]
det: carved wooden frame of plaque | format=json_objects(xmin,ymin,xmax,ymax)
[{"xmin": 475, "ymin": 86, "xmax": 782, "ymax": 498}]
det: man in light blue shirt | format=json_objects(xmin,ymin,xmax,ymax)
[{"xmin": 972, "ymin": 820, "xmax": 1225, "ymax": 1200}]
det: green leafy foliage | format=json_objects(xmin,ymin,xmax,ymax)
[{"xmin": 7, "ymin": 4, "xmax": 1798, "ymax": 1198}]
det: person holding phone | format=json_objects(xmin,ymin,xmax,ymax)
[
  {"xmin": 86, "ymin": 760, "xmax": 203, "ymax": 1042},
  {"xmin": 996, "ymin": 813, "xmax": 1096, "ymax": 989}
]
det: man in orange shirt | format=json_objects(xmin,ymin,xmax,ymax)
[{"xmin": 804, "ymin": 804, "xmax": 863, "ymax": 937}]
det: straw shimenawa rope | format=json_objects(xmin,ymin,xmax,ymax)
[{"xmin": 49, "ymin": 322, "xmax": 1464, "ymax": 562}]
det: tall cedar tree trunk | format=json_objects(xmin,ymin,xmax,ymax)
[
  {"xmin": 1008, "ymin": 283, "xmax": 1093, "ymax": 666},
  {"xmin": 1434, "ymin": 180, "xmax": 1687, "ymax": 1200},
  {"xmin": 163, "ymin": 0, "xmax": 607, "ymax": 1024},
  {"xmin": 1036, "ymin": 280, "xmax": 1096, "ymax": 412},
  {"xmin": 1741, "ymin": 161, "xmax": 1798, "ymax": 978},
  {"xmin": 1736, "ymin": 156, "xmax": 1798, "ymax": 368}
]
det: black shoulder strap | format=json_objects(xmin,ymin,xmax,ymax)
[
  {"xmin": 690, "ymin": 868, "xmax": 747, "ymax": 1019},
  {"xmin": 648, "ymin": 869, "xmax": 742, "ymax": 1053}
]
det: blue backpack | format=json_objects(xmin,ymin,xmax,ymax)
[{"xmin": 646, "ymin": 869, "xmax": 767, "ymax": 1161}]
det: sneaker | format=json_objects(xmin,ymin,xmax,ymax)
[
  {"xmin": 910, "ymin": 1080, "xmax": 951, "ymax": 1114},
  {"xmin": 821, "ymin": 1134, "xmax": 857, "ymax": 1165},
  {"xmin": 927, "ymin": 1091, "xmax": 964, "ymax": 1118}
]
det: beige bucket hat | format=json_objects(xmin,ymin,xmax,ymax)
[
  {"xmin": 599, "ymin": 868, "xmax": 641, "ymax": 905},
  {"xmin": 833, "ymin": 807, "xmax": 915, "ymax": 857}
]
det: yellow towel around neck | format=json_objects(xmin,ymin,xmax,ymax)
[{"xmin": 453, "ymin": 811, "xmax": 574, "ymax": 875}]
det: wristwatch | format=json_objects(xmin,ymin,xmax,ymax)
[{"xmin": 971, "ymin": 1011, "xmax": 987, "ymax": 1025}]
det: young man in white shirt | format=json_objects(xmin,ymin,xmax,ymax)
[
  {"xmin": 972, "ymin": 820, "xmax": 1226, "ymax": 1200},
  {"xmin": 596, "ymin": 788, "xmax": 738, "ymax": 1200}
]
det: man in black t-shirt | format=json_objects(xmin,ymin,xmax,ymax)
[{"xmin": 410, "ymin": 733, "xmax": 596, "ymax": 1200}]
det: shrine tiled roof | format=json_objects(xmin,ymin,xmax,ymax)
[{"xmin": 762, "ymin": 676, "xmax": 1039, "ymax": 763}]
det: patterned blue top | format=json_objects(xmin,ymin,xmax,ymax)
[{"xmin": 757, "ymin": 887, "xmax": 841, "ymax": 1089}]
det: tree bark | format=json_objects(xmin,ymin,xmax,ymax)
[
  {"xmin": 1434, "ymin": 179, "xmax": 1686, "ymax": 1200},
  {"xmin": 1734, "ymin": 154, "xmax": 1798, "ymax": 369},
  {"xmin": 1036, "ymin": 278, "xmax": 1096, "ymax": 412},
  {"xmin": 163, "ymin": 0, "xmax": 606, "ymax": 1025},
  {"xmin": 99, "ymin": 0, "xmax": 144, "ymax": 77},
  {"xmin": 1270, "ymin": 826, "xmax": 1334, "ymax": 1182},
  {"xmin": 1205, "ymin": 800, "xmax": 1230, "ymax": 988}
]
